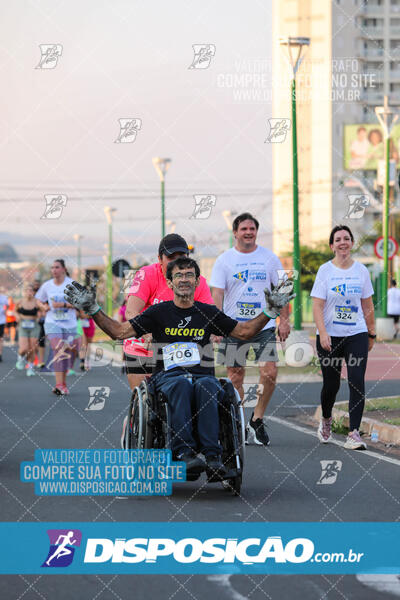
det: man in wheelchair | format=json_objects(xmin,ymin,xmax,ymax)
[{"xmin": 65, "ymin": 257, "xmax": 294, "ymax": 481}]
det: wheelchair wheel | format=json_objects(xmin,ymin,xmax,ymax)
[
  {"xmin": 218, "ymin": 379, "xmax": 245, "ymax": 497},
  {"xmin": 123, "ymin": 382, "xmax": 152, "ymax": 449}
]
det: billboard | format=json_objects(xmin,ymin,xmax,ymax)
[{"xmin": 343, "ymin": 124, "xmax": 400, "ymax": 170}]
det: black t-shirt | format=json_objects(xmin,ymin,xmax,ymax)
[{"xmin": 130, "ymin": 301, "xmax": 237, "ymax": 376}]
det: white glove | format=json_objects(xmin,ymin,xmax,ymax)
[
  {"xmin": 64, "ymin": 281, "xmax": 101, "ymax": 316},
  {"xmin": 264, "ymin": 279, "xmax": 296, "ymax": 319}
]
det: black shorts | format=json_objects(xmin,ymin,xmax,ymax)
[
  {"xmin": 388, "ymin": 314, "xmax": 400, "ymax": 324},
  {"xmin": 38, "ymin": 322, "xmax": 46, "ymax": 347},
  {"xmin": 0, "ymin": 324, "xmax": 4, "ymax": 338},
  {"xmin": 124, "ymin": 353, "xmax": 153, "ymax": 375},
  {"xmin": 216, "ymin": 328, "xmax": 278, "ymax": 368},
  {"xmin": 7, "ymin": 321, "xmax": 16, "ymax": 328}
]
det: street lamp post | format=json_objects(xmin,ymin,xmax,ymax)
[
  {"xmin": 280, "ymin": 36, "xmax": 310, "ymax": 331},
  {"xmin": 222, "ymin": 210, "xmax": 236, "ymax": 248},
  {"xmin": 104, "ymin": 206, "xmax": 117, "ymax": 316},
  {"xmin": 375, "ymin": 96, "xmax": 398, "ymax": 318},
  {"xmin": 73, "ymin": 234, "xmax": 83, "ymax": 283},
  {"xmin": 153, "ymin": 157, "xmax": 172, "ymax": 238}
]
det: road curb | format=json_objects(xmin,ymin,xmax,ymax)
[{"xmin": 313, "ymin": 402, "xmax": 400, "ymax": 445}]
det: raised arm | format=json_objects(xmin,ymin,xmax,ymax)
[
  {"xmin": 64, "ymin": 281, "xmax": 138, "ymax": 341},
  {"xmin": 91, "ymin": 309, "xmax": 136, "ymax": 341},
  {"xmin": 229, "ymin": 279, "xmax": 295, "ymax": 340}
]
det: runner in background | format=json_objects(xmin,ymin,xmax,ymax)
[
  {"xmin": 6, "ymin": 296, "xmax": 17, "ymax": 345},
  {"xmin": 312, "ymin": 225, "xmax": 375, "ymax": 450},
  {"xmin": 0, "ymin": 291, "xmax": 7, "ymax": 362},
  {"xmin": 387, "ymin": 279, "xmax": 400, "ymax": 339},
  {"xmin": 31, "ymin": 279, "xmax": 46, "ymax": 368},
  {"xmin": 35, "ymin": 259, "xmax": 78, "ymax": 395},
  {"xmin": 123, "ymin": 234, "xmax": 214, "ymax": 391},
  {"xmin": 210, "ymin": 212, "xmax": 291, "ymax": 447},
  {"xmin": 15, "ymin": 284, "xmax": 41, "ymax": 376},
  {"xmin": 79, "ymin": 310, "xmax": 95, "ymax": 371}
]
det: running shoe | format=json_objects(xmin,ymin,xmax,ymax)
[
  {"xmin": 67, "ymin": 369, "xmax": 76, "ymax": 376},
  {"xmin": 317, "ymin": 417, "xmax": 333, "ymax": 443},
  {"xmin": 344, "ymin": 429, "xmax": 367, "ymax": 450},
  {"xmin": 245, "ymin": 413, "xmax": 270, "ymax": 446},
  {"xmin": 26, "ymin": 367, "xmax": 36, "ymax": 377},
  {"xmin": 16, "ymin": 355, "xmax": 26, "ymax": 370},
  {"xmin": 52, "ymin": 384, "xmax": 69, "ymax": 396}
]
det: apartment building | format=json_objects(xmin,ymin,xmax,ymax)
[{"xmin": 272, "ymin": 0, "xmax": 400, "ymax": 263}]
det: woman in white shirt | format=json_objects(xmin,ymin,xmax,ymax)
[
  {"xmin": 311, "ymin": 225, "xmax": 376, "ymax": 450},
  {"xmin": 35, "ymin": 259, "xmax": 79, "ymax": 395}
]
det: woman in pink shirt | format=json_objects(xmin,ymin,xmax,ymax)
[{"xmin": 123, "ymin": 234, "xmax": 214, "ymax": 390}]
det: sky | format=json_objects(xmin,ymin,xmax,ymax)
[{"xmin": 0, "ymin": 0, "xmax": 273, "ymax": 267}]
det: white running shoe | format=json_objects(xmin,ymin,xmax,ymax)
[
  {"xmin": 16, "ymin": 356, "xmax": 26, "ymax": 370},
  {"xmin": 26, "ymin": 367, "xmax": 36, "ymax": 377},
  {"xmin": 344, "ymin": 429, "xmax": 367, "ymax": 450},
  {"xmin": 317, "ymin": 417, "xmax": 333, "ymax": 443}
]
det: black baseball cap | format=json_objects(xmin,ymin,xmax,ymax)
[{"xmin": 158, "ymin": 234, "xmax": 189, "ymax": 257}]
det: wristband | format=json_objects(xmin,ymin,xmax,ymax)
[
  {"xmin": 368, "ymin": 333, "xmax": 376, "ymax": 339},
  {"xmin": 263, "ymin": 308, "xmax": 279, "ymax": 319},
  {"xmin": 91, "ymin": 305, "xmax": 101, "ymax": 316},
  {"xmin": 64, "ymin": 302, "xmax": 67, "ymax": 308}
]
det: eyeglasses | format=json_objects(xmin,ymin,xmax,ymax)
[{"xmin": 172, "ymin": 272, "xmax": 196, "ymax": 281}]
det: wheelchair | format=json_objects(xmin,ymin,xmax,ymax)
[{"xmin": 121, "ymin": 375, "xmax": 245, "ymax": 496}]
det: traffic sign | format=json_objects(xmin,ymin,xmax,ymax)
[{"xmin": 374, "ymin": 236, "xmax": 398, "ymax": 260}]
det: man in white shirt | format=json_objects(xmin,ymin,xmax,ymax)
[
  {"xmin": 210, "ymin": 213, "xmax": 291, "ymax": 446},
  {"xmin": 388, "ymin": 279, "xmax": 400, "ymax": 339}
]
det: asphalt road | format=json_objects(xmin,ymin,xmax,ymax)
[{"xmin": 1, "ymin": 345, "xmax": 400, "ymax": 599}]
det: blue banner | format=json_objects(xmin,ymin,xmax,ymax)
[{"xmin": 0, "ymin": 522, "xmax": 398, "ymax": 574}]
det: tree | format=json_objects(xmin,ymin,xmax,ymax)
[{"xmin": 296, "ymin": 244, "xmax": 333, "ymax": 293}]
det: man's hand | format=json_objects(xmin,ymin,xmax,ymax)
[
  {"xmin": 277, "ymin": 319, "xmax": 291, "ymax": 342},
  {"xmin": 64, "ymin": 281, "xmax": 100, "ymax": 316},
  {"xmin": 264, "ymin": 279, "xmax": 296, "ymax": 319}
]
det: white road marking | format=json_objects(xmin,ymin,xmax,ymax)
[
  {"xmin": 268, "ymin": 416, "xmax": 400, "ymax": 467},
  {"xmin": 356, "ymin": 574, "xmax": 400, "ymax": 597},
  {"xmin": 207, "ymin": 575, "xmax": 248, "ymax": 600}
]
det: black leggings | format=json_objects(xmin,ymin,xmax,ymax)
[{"xmin": 316, "ymin": 332, "xmax": 369, "ymax": 431}]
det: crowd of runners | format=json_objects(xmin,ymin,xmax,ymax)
[{"xmin": 1, "ymin": 212, "xmax": 399, "ymax": 453}]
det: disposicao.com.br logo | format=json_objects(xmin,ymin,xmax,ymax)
[{"xmin": 82, "ymin": 536, "xmax": 362, "ymax": 565}]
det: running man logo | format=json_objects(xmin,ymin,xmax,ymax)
[
  {"xmin": 233, "ymin": 270, "xmax": 248, "ymax": 283},
  {"xmin": 345, "ymin": 194, "xmax": 370, "ymax": 219},
  {"xmin": 277, "ymin": 269, "xmax": 299, "ymax": 282},
  {"xmin": 331, "ymin": 284, "xmax": 346, "ymax": 296},
  {"xmin": 243, "ymin": 383, "xmax": 263, "ymax": 407},
  {"xmin": 115, "ymin": 118, "xmax": 142, "ymax": 143},
  {"xmin": 35, "ymin": 44, "xmax": 63, "ymax": 69},
  {"xmin": 265, "ymin": 119, "xmax": 291, "ymax": 143},
  {"xmin": 178, "ymin": 317, "xmax": 192, "ymax": 328},
  {"xmin": 188, "ymin": 44, "xmax": 216, "ymax": 69},
  {"xmin": 86, "ymin": 386, "xmax": 110, "ymax": 411},
  {"xmin": 42, "ymin": 529, "xmax": 82, "ymax": 567},
  {"xmin": 317, "ymin": 460, "xmax": 342, "ymax": 485},
  {"xmin": 190, "ymin": 195, "xmax": 216, "ymax": 219},
  {"xmin": 41, "ymin": 195, "xmax": 67, "ymax": 220}
]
